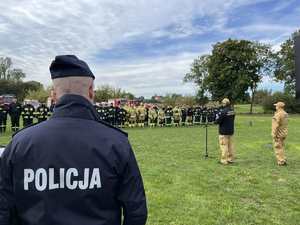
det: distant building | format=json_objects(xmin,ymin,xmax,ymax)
[{"xmin": 153, "ymin": 95, "xmax": 163, "ymax": 102}]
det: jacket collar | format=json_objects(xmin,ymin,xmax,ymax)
[{"xmin": 51, "ymin": 94, "xmax": 99, "ymax": 121}]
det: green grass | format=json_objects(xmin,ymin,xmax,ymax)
[
  {"xmin": 234, "ymin": 104, "xmax": 264, "ymax": 114},
  {"xmin": 1, "ymin": 115, "xmax": 300, "ymax": 225}
]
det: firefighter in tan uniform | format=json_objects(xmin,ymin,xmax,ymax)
[
  {"xmin": 215, "ymin": 98, "xmax": 235, "ymax": 165},
  {"xmin": 137, "ymin": 103, "xmax": 146, "ymax": 127},
  {"xmin": 272, "ymin": 102, "xmax": 288, "ymax": 166}
]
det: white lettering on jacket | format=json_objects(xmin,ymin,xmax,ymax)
[{"xmin": 24, "ymin": 168, "xmax": 102, "ymax": 191}]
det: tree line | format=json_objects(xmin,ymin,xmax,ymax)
[
  {"xmin": 184, "ymin": 30, "xmax": 300, "ymax": 113},
  {"xmin": 1, "ymin": 30, "xmax": 300, "ymax": 113}
]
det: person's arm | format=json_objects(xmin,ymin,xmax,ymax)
[
  {"xmin": 0, "ymin": 143, "xmax": 15, "ymax": 225},
  {"xmin": 117, "ymin": 142, "xmax": 147, "ymax": 225},
  {"xmin": 215, "ymin": 108, "xmax": 226, "ymax": 124},
  {"xmin": 272, "ymin": 114, "xmax": 280, "ymax": 137}
]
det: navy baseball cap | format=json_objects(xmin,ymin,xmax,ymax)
[{"xmin": 50, "ymin": 55, "xmax": 95, "ymax": 80}]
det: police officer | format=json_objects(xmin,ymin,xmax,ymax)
[
  {"xmin": 0, "ymin": 55, "xmax": 147, "ymax": 225},
  {"xmin": 272, "ymin": 102, "xmax": 288, "ymax": 166},
  {"xmin": 0, "ymin": 101, "xmax": 8, "ymax": 133},
  {"xmin": 21, "ymin": 103, "xmax": 35, "ymax": 127},
  {"xmin": 215, "ymin": 98, "xmax": 235, "ymax": 165},
  {"xmin": 36, "ymin": 103, "xmax": 50, "ymax": 123},
  {"xmin": 8, "ymin": 98, "xmax": 22, "ymax": 132}
]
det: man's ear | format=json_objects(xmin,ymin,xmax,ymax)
[
  {"xmin": 89, "ymin": 85, "xmax": 94, "ymax": 101},
  {"xmin": 52, "ymin": 89, "xmax": 57, "ymax": 102}
]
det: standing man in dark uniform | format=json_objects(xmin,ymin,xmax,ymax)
[
  {"xmin": 186, "ymin": 106, "xmax": 194, "ymax": 126},
  {"xmin": 0, "ymin": 55, "xmax": 147, "ymax": 225},
  {"xmin": 108, "ymin": 103, "xmax": 116, "ymax": 126},
  {"xmin": 0, "ymin": 100, "xmax": 9, "ymax": 133},
  {"xmin": 21, "ymin": 102, "xmax": 35, "ymax": 127},
  {"xmin": 165, "ymin": 106, "xmax": 173, "ymax": 126},
  {"xmin": 215, "ymin": 98, "xmax": 236, "ymax": 165},
  {"xmin": 193, "ymin": 105, "xmax": 202, "ymax": 125},
  {"xmin": 181, "ymin": 105, "xmax": 187, "ymax": 126},
  {"xmin": 115, "ymin": 105, "xmax": 122, "ymax": 127},
  {"xmin": 36, "ymin": 103, "xmax": 50, "ymax": 123},
  {"xmin": 119, "ymin": 106, "xmax": 127, "ymax": 128},
  {"xmin": 8, "ymin": 98, "xmax": 22, "ymax": 132}
]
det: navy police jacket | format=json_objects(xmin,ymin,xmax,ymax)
[
  {"xmin": 0, "ymin": 94, "xmax": 147, "ymax": 225},
  {"xmin": 215, "ymin": 106, "xmax": 235, "ymax": 135}
]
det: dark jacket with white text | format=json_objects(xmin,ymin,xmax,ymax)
[{"xmin": 0, "ymin": 94, "xmax": 147, "ymax": 225}]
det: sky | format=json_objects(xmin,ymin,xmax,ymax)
[{"xmin": 0, "ymin": 0, "xmax": 299, "ymax": 98}]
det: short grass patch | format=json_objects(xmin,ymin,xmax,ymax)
[{"xmin": 1, "ymin": 115, "xmax": 300, "ymax": 225}]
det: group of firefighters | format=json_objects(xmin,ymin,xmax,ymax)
[
  {"xmin": 0, "ymin": 98, "xmax": 222, "ymax": 132},
  {"xmin": 0, "ymin": 98, "xmax": 51, "ymax": 133},
  {"xmin": 95, "ymin": 103, "xmax": 222, "ymax": 128}
]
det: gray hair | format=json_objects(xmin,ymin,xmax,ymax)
[{"xmin": 52, "ymin": 76, "xmax": 94, "ymax": 100}]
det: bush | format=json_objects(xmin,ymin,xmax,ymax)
[{"xmin": 262, "ymin": 92, "xmax": 300, "ymax": 113}]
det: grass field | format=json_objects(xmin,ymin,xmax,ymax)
[
  {"xmin": 234, "ymin": 104, "xmax": 264, "ymax": 114},
  {"xmin": 1, "ymin": 115, "xmax": 300, "ymax": 225}
]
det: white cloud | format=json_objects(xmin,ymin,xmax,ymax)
[
  {"xmin": 0, "ymin": 0, "xmax": 293, "ymax": 97},
  {"xmin": 93, "ymin": 52, "xmax": 200, "ymax": 97}
]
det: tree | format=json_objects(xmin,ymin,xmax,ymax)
[
  {"xmin": 274, "ymin": 30, "xmax": 300, "ymax": 96},
  {"xmin": 8, "ymin": 69, "xmax": 26, "ymax": 81},
  {"xmin": 26, "ymin": 86, "xmax": 51, "ymax": 103},
  {"xmin": 0, "ymin": 57, "xmax": 26, "ymax": 81},
  {"xmin": 184, "ymin": 39, "xmax": 273, "ymax": 113},
  {"xmin": 94, "ymin": 85, "xmax": 135, "ymax": 102},
  {"xmin": 0, "ymin": 57, "xmax": 12, "ymax": 80},
  {"xmin": 254, "ymin": 89, "xmax": 272, "ymax": 104}
]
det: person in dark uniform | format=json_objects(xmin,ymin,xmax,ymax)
[
  {"xmin": 165, "ymin": 106, "xmax": 173, "ymax": 126},
  {"xmin": 0, "ymin": 101, "xmax": 9, "ymax": 133},
  {"xmin": 181, "ymin": 106, "xmax": 187, "ymax": 126},
  {"xmin": 186, "ymin": 106, "xmax": 194, "ymax": 126},
  {"xmin": 119, "ymin": 106, "xmax": 127, "ymax": 128},
  {"xmin": 200, "ymin": 106, "xmax": 207, "ymax": 124},
  {"xmin": 215, "ymin": 98, "xmax": 236, "ymax": 165},
  {"xmin": 107, "ymin": 103, "xmax": 116, "ymax": 126},
  {"xmin": 8, "ymin": 98, "xmax": 22, "ymax": 132},
  {"xmin": 94, "ymin": 103, "xmax": 101, "ymax": 117},
  {"xmin": 99, "ymin": 104, "xmax": 108, "ymax": 121},
  {"xmin": 21, "ymin": 103, "xmax": 35, "ymax": 127},
  {"xmin": 115, "ymin": 105, "xmax": 122, "ymax": 127},
  {"xmin": 49, "ymin": 100, "xmax": 55, "ymax": 113},
  {"xmin": 193, "ymin": 105, "xmax": 202, "ymax": 125},
  {"xmin": 0, "ymin": 55, "xmax": 147, "ymax": 225},
  {"xmin": 36, "ymin": 103, "xmax": 50, "ymax": 123}
]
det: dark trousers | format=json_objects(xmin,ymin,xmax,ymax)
[
  {"xmin": 166, "ymin": 117, "xmax": 172, "ymax": 125},
  {"xmin": 181, "ymin": 116, "xmax": 186, "ymax": 124},
  {"xmin": 0, "ymin": 117, "xmax": 6, "ymax": 132},
  {"xmin": 11, "ymin": 116, "xmax": 20, "ymax": 132}
]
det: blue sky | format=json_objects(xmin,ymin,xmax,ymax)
[{"xmin": 0, "ymin": 0, "xmax": 299, "ymax": 97}]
